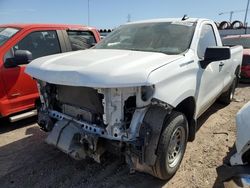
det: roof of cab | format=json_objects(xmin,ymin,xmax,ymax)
[{"xmin": 0, "ymin": 23, "xmax": 96, "ymax": 30}]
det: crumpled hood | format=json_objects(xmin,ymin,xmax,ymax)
[{"xmin": 25, "ymin": 49, "xmax": 183, "ymax": 88}]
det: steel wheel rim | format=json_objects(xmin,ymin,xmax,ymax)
[{"xmin": 167, "ymin": 126, "xmax": 185, "ymax": 168}]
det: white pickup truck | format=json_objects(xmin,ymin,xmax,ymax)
[{"xmin": 26, "ymin": 18, "xmax": 243, "ymax": 180}]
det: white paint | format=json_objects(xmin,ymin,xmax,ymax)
[
  {"xmin": 25, "ymin": 49, "xmax": 182, "ymax": 88},
  {"xmin": 230, "ymin": 101, "xmax": 250, "ymax": 165},
  {"xmin": 26, "ymin": 18, "xmax": 243, "ymax": 119}
]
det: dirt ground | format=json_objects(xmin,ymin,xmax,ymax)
[{"xmin": 0, "ymin": 84, "xmax": 250, "ymax": 188}]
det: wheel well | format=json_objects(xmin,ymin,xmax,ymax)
[
  {"xmin": 235, "ymin": 65, "xmax": 240, "ymax": 76},
  {"xmin": 235, "ymin": 65, "xmax": 241, "ymax": 87},
  {"xmin": 175, "ymin": 97, "xmax": 196, "ymax": 141},
  {"xmin": 242, "ymin": 149, "xmax": 250, "ymax": 164}
]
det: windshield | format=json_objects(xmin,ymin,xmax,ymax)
[
  {"xmin": 94, "ymin": 22, "xmax": 196, "ymax": 55},
  {"xmin": 0, "ymin": 27, "xmax": 20, "ymax": 46},
  {"xmin": 223, "ymin": 37, "xmax": 250, "ymax": 49}
]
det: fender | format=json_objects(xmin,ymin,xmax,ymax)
[{"xmin": 141, "ymin": 105, "xmax": 170, "ymax": 165}]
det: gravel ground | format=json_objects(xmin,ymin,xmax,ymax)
[{"xmin": 0, "ymin": 84, "xmax": 249, "ymax": 188}]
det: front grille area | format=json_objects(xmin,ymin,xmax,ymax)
[{"xmin": 56, "ymin": 85, "xmax": 104, "ymax": 124}]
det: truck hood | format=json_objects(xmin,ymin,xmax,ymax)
[{"xmin": 26, "ymin": 49, "xmax": 183, "ymax": 88}]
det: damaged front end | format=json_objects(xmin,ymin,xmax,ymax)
[{"xmin": 36, "ymin": 80, "xmax": 172, "ymax": 173}]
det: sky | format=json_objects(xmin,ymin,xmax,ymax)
[{"xmin": 0, "ymin": 0, "xmax": 249, "ymax": 29}]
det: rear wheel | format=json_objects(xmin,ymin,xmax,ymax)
[
  {"xmin": 219, "ymin": 77, "xmax": 237, "ymax": 105},
  {"xmin": 153, "ymin": 111, "xmax": 188, "ymax": 180}
]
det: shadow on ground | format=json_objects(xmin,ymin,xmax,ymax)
[
  {"xmin": 238, "ymin": 82, "xmax": 250, "ymax": 88},
  {"xmin": 0, "ymin": 121, "xmax": 165, "ymax": 188},
  {"xmin": 0, "ymin": 116, "xmax": 37, "ymax": 134},
  {"xmin": 197, "ymin": 102, "xmax": 225, "ymax": 132},
  {"xmin": 213, "ymin": 144, "xmax": 250, "ymax": 188}
]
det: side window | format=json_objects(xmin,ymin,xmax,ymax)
[
  {"xmin": 197, "ymin": 25, "xmax": 217, "ymax": 59},
  {"xmin": 13, "ymin": 30, "xmax": 61, "ymax": 59},
  {"xmin": 67, "ymin": 31, "xmax": 96, "ymax": 51}
]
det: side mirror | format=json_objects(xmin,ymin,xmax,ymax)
[
  {"xmin": 200, "ymin": 47, "xmax": 231, "ymax": 69},
  {"xmin": 14, "ymin": 50, "xmax": 33, "ymax": 65},
  {"xmin": 5, "ymin": 50, "xmax": 33, "ymax": 68}
]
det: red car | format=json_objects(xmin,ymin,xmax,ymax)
[
  {"xmin": 223, "ymin": 35, "xmax": 250, "ymax": 80},
  {"xmin": 0, "ymin": 24, "xmax": 100, "ymax": 121}
]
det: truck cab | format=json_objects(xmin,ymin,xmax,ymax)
[{"xmin": 0, "ymin": 24, "xmax": 100, "ymax": 120}]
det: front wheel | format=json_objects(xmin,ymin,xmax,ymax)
[{"xmin": 153, "ymin": 111, "xmax": 188, "ymax": 180}]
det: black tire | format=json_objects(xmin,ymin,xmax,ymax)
[
  {"xmin": 153, "ymin": 111, "xmax": 188, "ymax": 180},
  {"xmin": 219, "ymin": 77, "xmax": 237, "ymax": 105}
]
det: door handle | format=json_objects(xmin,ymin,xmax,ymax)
[{"xmin": 219, "ymin": 62, "xmax": 225, "ymax": 67}]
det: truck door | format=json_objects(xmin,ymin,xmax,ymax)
[
  {"xmin": 2, "ymin": 30, "xmax": 62, "ymax": 115},
  {"xmin": 221, "ymin": 52, "xmax": 234, "ymax": 91},
  {"xmin": 196, "ymin": 23, "xmax": 224, "ymax": 117}
]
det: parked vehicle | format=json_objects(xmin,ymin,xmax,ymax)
[
  {"xmin": 26, "ymin": 18, "xmax": 243, "ymax": 180},
  {"xmin": 230, "ymin": 101, "xmax": 250, "ymax": 166},
  {"xmin": 223, "ymin": 35, "xmax": 250, "ymax": 80},
  {"xmin": 0, "ymin": 24, "xmax": 100, "ymax": 121}
]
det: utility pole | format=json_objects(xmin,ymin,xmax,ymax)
[
  {"xmin": 219, "ymin": 11, "xmax": 234, "ymax": 22},
  {"xmin": 219, "ymin": 9, "xmax": 246, "ymax": 22},
  {"xmin": 229, "ymin": 11, "xmax": 233, "ymax": 22},
  {"xmin": 244, "ymin": 0, "xmax": 250, "ymax": 33},
  {"xmin": 88, "ymin": 0, "xmax": 90, "ymax": 25},
  {"xmin": 127, "ymin": 14, "xmax": 131, "ymax": 22}
]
